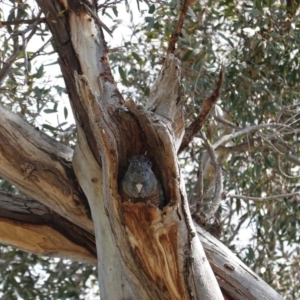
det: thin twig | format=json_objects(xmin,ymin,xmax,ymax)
[
  {"xmin": 179, "ymin": 68, "xmax": 224, "ymax": 153},
  {"xmin": 28, "ymin": 37, "xmax": 53, "ymax": 61},
  {"xmin": 8, "ymin": 11, "xmax": 43, "ymax": 40},
  {"xmin": 167, "ymin": 0, "xmax": 190, "ymax": 54},
  {"xmin": 0, "ymin": 50, "xmax": 20, "ymax": 86},
  {"xmin": 214, "ymin": 115, "xmax": 241, "ymax": 129},
  {"xmin": 227, "ymin": 192, "xmax": 300, "ymax": 202},
  {"xmin": 97, "ymin": 0, "xmax": 123, "ymax": 10},
  {"xmin": 0, "ymin": 18, "xmax": 46, "ymax": 26},
  {"xmin": 257, "ymin": 134, "xmax": 285, "ymax": 156},
  {"xmin": 81, "ymin": 2, "xmax": 112, "ymax": 36},
  {"xmin": 196, "ymin": 159, "xmax": 203, "ymax": 213},
  {"xmin": 22, "ymin": 32, "xmax": 29, "ymax": 84},
  {"xmin": 211, "ymin": 123, "xmax": 292, "ymax": 150},
  {"xmin": 278, "ymin": 156, "xmax": 300, "ymax": 179},
  {"xmin": 226, "ymin": 216, "xmax": 248, "ymax": 245},
  {"xmin": 0, "ymin": 13, "xmax": 42, "ymax": 86}
]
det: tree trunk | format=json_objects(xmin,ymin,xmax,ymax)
[
  {"xmin": 0, "ymin": 1, "xmax": 284, "ymax": 299},
  {"xmin": 34, "ymin": 1, "xmax": 223, "ymax": 298}
]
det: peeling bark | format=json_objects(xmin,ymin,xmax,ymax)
[
  {"xmin": 0, "ymin": 1, "xmax": 284, "ymax": 299},
  {"xmin": 0, "ymin": 219, "xmax": 95, "ymax": 264},
  {"xmin": 195, "ymin": 224, "xmax": 283, "ymax": 300},
  {"xmin": 0, "ymin": 104, "xmax": 93, "ymax": 233},
  {"xmin": 0, "ymin": 193, "xmax": 283, "ymax": 300},
  {"xmin": 0, "ymin": 191, "xmax": 96, "ymax": 263},
  {"xmin": 73, "ymin": 64, "xmax": 223, "ymax": 299}
]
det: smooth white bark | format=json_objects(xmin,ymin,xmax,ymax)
[{"xmin": 73, "ymin": 125, "xmax": 136, "ymax": 300}]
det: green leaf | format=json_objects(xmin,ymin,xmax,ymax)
[
  {"xmin": 42, "ymin": 124, "xmax": 57, "ymax": 132},
  {"xmin": 54, "ymin": 85, "xmax": 65, "ymax": 96},
  {"xmin": 118, "ymin": 66, "xmax": 127, "ymax": 84},
  {"xmin": 218, "ymin": 32, "xmax": 235, "ymax": 48},
  {"xmin": 145, "ymin": 16, "xmax": 154, "ymax": 31},
  {"xmin": 64, "ymin": 107, "xmax": 68, "ymax": 119},
  {"xmin": 58, "ymin": 10, "xmax": 66, "ymax": 16},
  {"xmin": 132, "ymin": 52, "xmax": 143, "ymax": 65},
  {"xmin": 112, "ymin": 6, "xmax": 118, "ymax": 17},
  {"xmin": 247, "ymin": 247, "xmax": 255, "ymax": 261},
  {"xmin": 148, "ymin": 4, "xmax": 155, "ymax": 14},
  {"xmin": 43, "ymin": 109, "xmax": 57, "ymax": 114},
  {"xmin": 182, "ymin": 49, "xmax": 194, "ymax": 61},
  {"xmin": 36, "ymin": 65, "xmax": 44, "ymax": 79}
]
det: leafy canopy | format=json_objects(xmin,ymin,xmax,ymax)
[{"xmin": 0, "ymin": 0, "xmax": 300, "ymax": 299}]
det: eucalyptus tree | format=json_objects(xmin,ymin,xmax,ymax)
[{"xmin": 0, "ymin": 0, "xmax": 299, "ymax": 299}]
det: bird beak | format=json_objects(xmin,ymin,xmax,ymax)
[{"xmin": 135, "ymin": 183, "xmax": 143, "ymax": 193}]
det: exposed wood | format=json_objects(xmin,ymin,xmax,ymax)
[
  {"xmin": 36, "ymin": 0, "xmax": 99, "ymax": 162},
  {"xmin": 36, "ymin": 1, "xmax": 148, "ymax": 297},
  {"xmin": 0, "ymin": 219, "xmax": 96, "ymax": 264},
  {"xmin": 73, "ymin": 123, "xmax": 137, "ymax": 300},
  {"xmin": 0, "ymin": 191, "xmax": 96, "ymax": 262},
  {"xmin": 73, "ymin": 65, "xmax": 223, "ymax": 298},
  {"xmin": 0, "ymin": 104, "xmax": 93, "ymax": 233},
  {"xmin": 125, "ymin": 99, "xmax": 182, "ymax": 207},
  {"xmin": 146, "ymin": 55, "xmax": 185, "ymax": 151},
  {"xmin": 0, "ymin": 193, "xmax": 284, "ymax": 300}
]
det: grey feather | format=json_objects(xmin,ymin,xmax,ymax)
[{"xmin": 121, "ymin": 156, "xmax": 165, "ymax": 208}]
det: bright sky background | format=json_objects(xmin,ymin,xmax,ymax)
[
  {"xmin": 0, "ymin": 0, "xmax": 255, "ymax": 251},
  {"xmin": 0, "ymin": 0, "xmax": 149, "ymax": 130},
  {"xmin": 0, "ymin": 2, "xmax": 263, "ymax": 298}
]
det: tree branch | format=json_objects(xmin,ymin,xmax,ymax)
[
  {"xmin": 227, "ymin": 192, "xmax": 300, "ymax": 202},
  {"xmin": 211, "ymin": 123, "xmax": 291, "ymax": 150},
  {"xmin": 216, "ymin": 138, "xmax": 300, "ymax": 166},
  {"xmin": 0, "ymin": 191, "xmax": 96, "ymax": 264},
  {"xmin": 195, "ymin": 223, "xmax": 283, "ymax": 300},
  {"xmin": 0, "ymin": 18, "xmax": 46, "ymax": 26},
  {"xmin": 179, "ymin": 68, "xmax": 224, "ymax": 153},
  {"xmin": 167, "ymin": 0, "xmax": 191, "ymax": 54},
  {"xmin": 0, "ymin": 104, "xmax": 93, "ymax": 233},
  {"xmin": 146, "ymin": 54, "xmax": 186, "ymax": 150}
]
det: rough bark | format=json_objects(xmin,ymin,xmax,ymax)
[
  {"xmin": 0, "ymin": 191, "xmax": 96, "ymax": 264},
  {"xmin": 0, "ymin": 1, "xmax": 284, "ymax": 300},
  {"xmin": 72, "ymin": 54, "xmax": 223, "ymax": 300},
  {"xmin": 73, "ymin": 124, "xmax": 137, "ymax": 300},
  {"xmin": 0, "ymin": 191, "xmax": 283, "ymax": 300},
  {"xmin": 195, "ymin": 224, "xmax": 283, "ymax": 300},
  {"xmin": 0, "ymin": 104, "xmax": 93, "ymax": 233}
]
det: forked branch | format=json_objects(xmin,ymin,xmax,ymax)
[{"xmin": 0, "ymin": 191, "xmax": 96, "ymax": 263}]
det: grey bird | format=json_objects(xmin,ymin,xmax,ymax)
[{"xmin": 121, "ymin": 156, "xmax": 165, "ymax": 208}]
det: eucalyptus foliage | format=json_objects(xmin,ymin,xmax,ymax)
[{"xmin": 0, "ymin": 0, "xmax": 299, "ymax": 299}]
